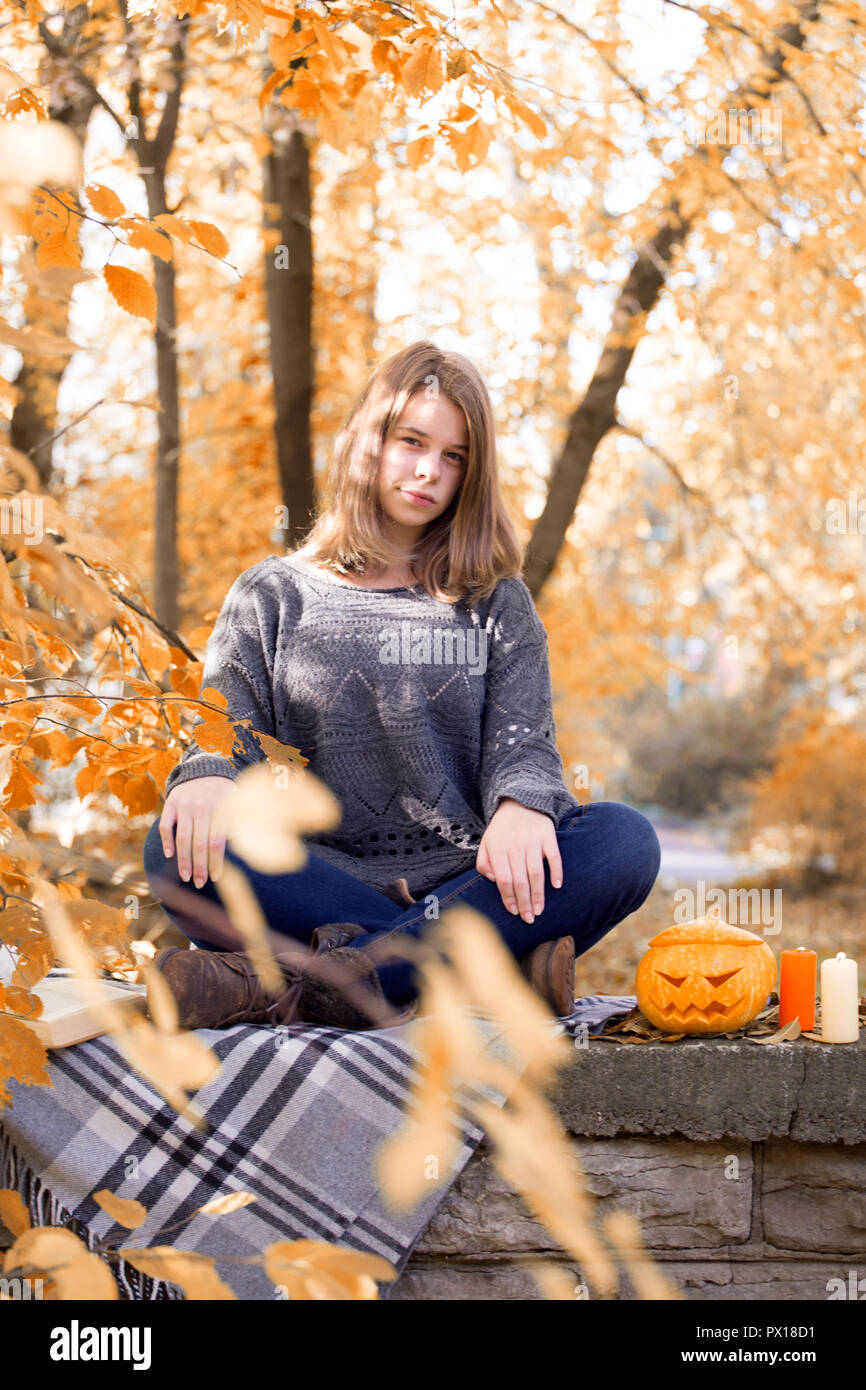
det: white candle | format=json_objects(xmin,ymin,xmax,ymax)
[{"xmin": 821, "ymin": 952, "xmax": 860, "ymax": 1043}]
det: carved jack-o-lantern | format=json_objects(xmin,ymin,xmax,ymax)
[{"xmin": 635, "ymin": 908, "xmax": 777, "ymax": 1035}]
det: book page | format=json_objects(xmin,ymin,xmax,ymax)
[{"xmin": 0, "ymin": 950, "xmax": 146, "ymax": 1024}]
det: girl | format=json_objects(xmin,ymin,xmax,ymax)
[{"xmin": 143, "ymin": 341, "xmax": 661, "ymax": 1031}]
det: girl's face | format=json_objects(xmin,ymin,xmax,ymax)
[{"xmin": 377, "ymin": 390, "xmax": 468, "ymax": 542}]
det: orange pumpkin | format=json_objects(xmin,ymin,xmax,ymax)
[{"xmin": 635, "ymin": 909, "xmax": 777, "ymax": 1035}]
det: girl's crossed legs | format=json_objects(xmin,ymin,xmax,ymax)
[{"xmin": 142, "ymin": 801, "xmax": 661, "ymax": 1006}]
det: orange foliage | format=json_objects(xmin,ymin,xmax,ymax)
[
  {"xmin": 0, "ymin": 2, "xmax": 862, "ymax": 1284},
  {"xmin": 739, "ymin": 715, "xmax": 866, "ymax": 884},
  {"xmin": 0, "ymin": 460, "xmax": 269, "ymax": 1101}
]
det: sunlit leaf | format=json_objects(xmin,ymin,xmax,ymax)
[
  {"xmin": 120, "ymin": 1246, "xmax": 236, "ymax": 1299},
  {"xmin": 92, "ymin": 1189, "xmax": 148, "ymax": 1230}
]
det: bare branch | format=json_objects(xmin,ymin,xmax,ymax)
[{"xmin": 613, "ymin": 421, "xmax": 810, "ymax": 628}]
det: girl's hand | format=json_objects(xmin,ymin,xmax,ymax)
[
  {"xmin": 476, "ymin": 797, "xmax": 563, "ymax": 923},
  {"xmin": 159, "ymin": 776, "xmax": 235, "ymax": 888}
]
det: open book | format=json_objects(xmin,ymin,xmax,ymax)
[{"xmin": 0, "ymin": 959, "xmax": 147, "ymax": 1049}]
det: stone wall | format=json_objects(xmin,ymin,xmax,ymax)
[{"xmin": 390, "ymin": 1035, "xmax": 866, "ymax": 1300}]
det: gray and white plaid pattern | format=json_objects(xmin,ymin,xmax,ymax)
[{"xmin": 0, "ymin": 1012, "xmax": 519, "ymax": 1300}]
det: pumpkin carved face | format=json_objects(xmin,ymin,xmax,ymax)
[{"xmin": 635, "ymin": 910, "xmax": 777, "ymax": 1035}]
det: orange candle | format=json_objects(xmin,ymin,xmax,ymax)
[{"xmin": 779, "ymin": 947, "xmax": 816, "ymax": 1030}]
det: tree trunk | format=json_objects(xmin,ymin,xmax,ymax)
[
  {"xmin": 263, "ymin": 100, "xmax": 316, "ymax": 548},
  {"xmin": 524, "ymin": 0, "xmax": 823, "ymax": 598},
  {"xmin": 135, "ymin": 14, "xmax": 190, "ymax": 631},
  {"xmin": 18, "ymin": 2, "xmax": 191, "ymax": 629},
  {"xmin": 523, "ymin": 212, "xmax": 688, "ymax": 596},
  {"xmin": 10, "ymin": 3, "xmax": 98, "ymax": 485},
  {"xmin": 142, "ymin": 166, "xmax": 181, "ymax": 631}
]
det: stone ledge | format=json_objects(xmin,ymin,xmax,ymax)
[
  {"xmin": 550, "ymin": 1033, "xmax": 866, "ymax": 1144},
  {"xmin": 391, "ymin": 1034, "xmax": 866, "ymax": 1299},
  {"xmin": 412, "ymin": 1136, "xmax": 866, "ymax": 1262},
  {"xmin": 390, "ymin": 1258, "xmax": 857, "ymax": 1302},
  {"xmin": 414, "ymin": 1140, "xmax": 754, "ymax": 1256},
  {"xmin": 762, "ymin": 1141, "xmax": 866, "ymax": 1252}
]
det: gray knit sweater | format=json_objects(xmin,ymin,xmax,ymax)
[{"xmin": 163, "ymin": 551, "xmax": 580, "ymax": 899}]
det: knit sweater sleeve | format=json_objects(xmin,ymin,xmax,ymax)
[
  {"xmin": 478, "ymin": 577, "xmax": 576, "ymax": 828},
  {"xmin": 163, "ymin": 564, "xmax": 279, "ymax": 800}
]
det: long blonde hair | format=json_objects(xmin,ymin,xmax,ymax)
[{"xmin": 295, "ymin": 340, "xmax": 525, "ymax": 605}]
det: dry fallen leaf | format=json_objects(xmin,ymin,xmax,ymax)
[
  {"xmin": 591, "ymin": 997, "xmax": 814, "ymax": 1046},
  {"xmin": 433, "ymin": 905, "xmax": 573, "ymax": 1082},
  {"xmin": 602, "ymin": 1209, "xmax": 682, "ymax": 1300},
  {"xmin": 744, "ymin": 1017, "xmax": 801, "ymax": 1045},
  {"xmin": 37, "ymin": 878, "xmax": 219, "ymax": 1124},
  {"xmin": 263, "ymin": 1239, "xmax": 395, "ymax": 1300},
  {"xmin": 0, "ymin": 1188, "xmax": 30, "ymax": 1236},
  {"xmin": 92, "ymin": 1189, "xmax": 148, "ymax": 1230},
  {"xmin": 5, "ymin": 1226, "xmax": 118, "ymax": 1300},
  {"xmin": 197, "ymin": 1191, "xmax": 258, "ymax": 1217},
  {"xmin": 118, "ymin": 1013, "xmax": 219, "ymax": 1125},
  {"xmin": 375, "ymin": 959, "xmax": 476, "ymax": 1211},
  {"xmin": 36, "ymin": 878, "xmax": 144, "ymax": 1039},
  {"xmin": 212, "ymin": 761, "xmax": 340, "ymax": 873},
  {"xmin": 141, "ymin": 957, "xmax": 179, "ymax": 1034},
  {"xmin": 212, "ymin": 859, "xmax": 285, "ymax": 995},
  {"xmin": 120, "ymin": 1246, "xmax": 236, "ymax": 1299},
  {"xmin": 476, "ymin": 1076, "xmax": 618, "ymax": 1299}
]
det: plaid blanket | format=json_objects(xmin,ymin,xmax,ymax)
[
  {"xmin": 0, "ymin": 1010, "xmax": 524, "ymax": 1300},
  {"xmin": 0, "ymin": 994, "xmax": 636, "ymax": 1300}
]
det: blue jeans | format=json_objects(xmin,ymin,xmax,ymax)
[{"xmin": 142, "ymin": 801, "xmax": 661, "ymax": 1006}]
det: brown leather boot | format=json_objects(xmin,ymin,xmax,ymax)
[
  {"xmin": 150, "ymin": 947, "xmax": 303, "ymax": 1030},
  {"xmin": 294, "ymin": 944, "xmax": 414, "ymax": 1030},
  {"xmin": 519, "ymin": 936, "xmax": 576, "ymax": 1017},
  {"xmin": 309, "ymin": 921, "xmax": 367, "ymax": 954},
  {"xmin": 381, "ymin": 877, "xmax": 417, "ymax": 907},
  {"xmin": 305, "ymin": 925, "xmax": 418, "ymax": 1029}
]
